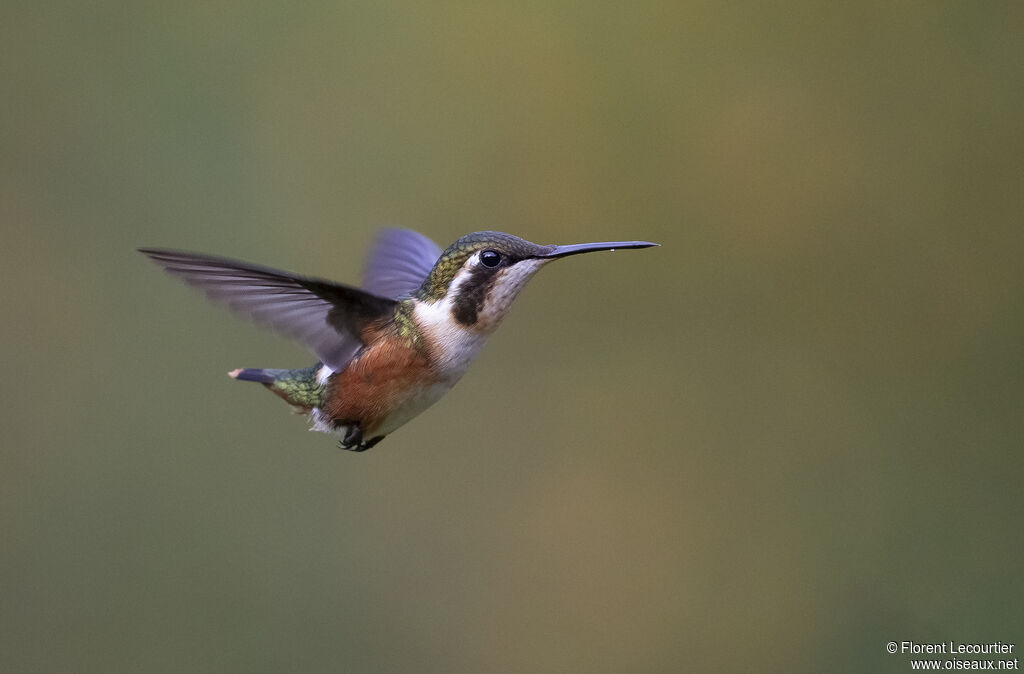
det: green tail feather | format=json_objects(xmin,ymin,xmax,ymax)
[{"xmin": 230, "ymin": 363, "xmax": 326, "ymax": 410}]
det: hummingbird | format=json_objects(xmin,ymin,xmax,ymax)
[{"xmin": 140, "ymin": 229, "xmax": 657, "ymax": 451}]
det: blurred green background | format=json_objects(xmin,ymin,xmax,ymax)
[{"xmin": 3, "ymin": 2, "xmax": 1022, "ymax": 672}]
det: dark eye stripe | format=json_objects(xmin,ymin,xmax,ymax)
[{"xmin": 452, "ymin": 263, "xmax": 500, "ymax": 326}]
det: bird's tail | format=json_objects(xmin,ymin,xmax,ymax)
[
  {"xmin": 228, "ymin": 368, "xmax": 279, "ymax": 383},
  {"xmin": 228, "ymin": 364, "xmax": 325, "ymax": 411}
]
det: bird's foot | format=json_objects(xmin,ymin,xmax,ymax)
[{"xmin": 338, "ymin": 425, "xmax": 385, "ymax": 452}]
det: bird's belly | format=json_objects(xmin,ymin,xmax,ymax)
[
  {"xmin": 317, "ymin": 379, "xmax": 453, "ymax": 439},
  {"xmin": 371, "ymin": 380, "xmax": 453, "ymax": 437},
  {"xmin": 321, "ymin": 340, "xmax": 456, "ymax": 438}
]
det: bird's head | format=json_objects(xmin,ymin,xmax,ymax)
[{"xmin": 416, "ymin": 231, "xmax": 657, "ymax": 331}]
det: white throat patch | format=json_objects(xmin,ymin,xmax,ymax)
[{"xmin": 477, "ymin": 258, "xmax": 547, "ymax": 329}]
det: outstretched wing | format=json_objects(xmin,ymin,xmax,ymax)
[
  {"xmin": 139, "ymin": 249, "xmax": 397, "ymax": 372},
  {"xmin": 361, "ymin": 228, "xmax": 442, "ymax": 299}
]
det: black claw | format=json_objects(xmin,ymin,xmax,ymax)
[
  {"xmin": 337, "ymin": 428, "xmax": 385, "ymax": 448},
  {"xmin": 337, "ymin": 424, "xmax": 385, "ymax": 452},
  {"xmin": 339, "ymin": 424, "xmax": 363, "ymax": 450}
]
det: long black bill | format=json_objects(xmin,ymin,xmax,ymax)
[{"xmin": 540, "ymin": 240, "xmax": 659, "ymax": 259}]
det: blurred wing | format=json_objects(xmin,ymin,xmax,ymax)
[
  {"xmin": 362, "ymin": 228, "xmax": 442, "ymax": 299},
  {"xmin": 139, "ymin": 249, "xmax": 397, "ymax": 372}
]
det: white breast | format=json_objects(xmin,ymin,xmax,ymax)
[{"xmin": 412, "ymin": 292, "xmax": 488, "ymax": 381}]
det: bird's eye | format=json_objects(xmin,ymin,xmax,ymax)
[{"xmin": 480, "ymin": 249, "xmax": 502, "ymax": 267}]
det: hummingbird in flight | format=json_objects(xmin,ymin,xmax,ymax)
[{"xmin": 140, "ymin": 229, "xmax": 657, "ymax": 451}]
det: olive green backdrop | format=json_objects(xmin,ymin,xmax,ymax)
[{"xmin": 2, "ymin": 3, "xmax": 1022, "ymax": 672}]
